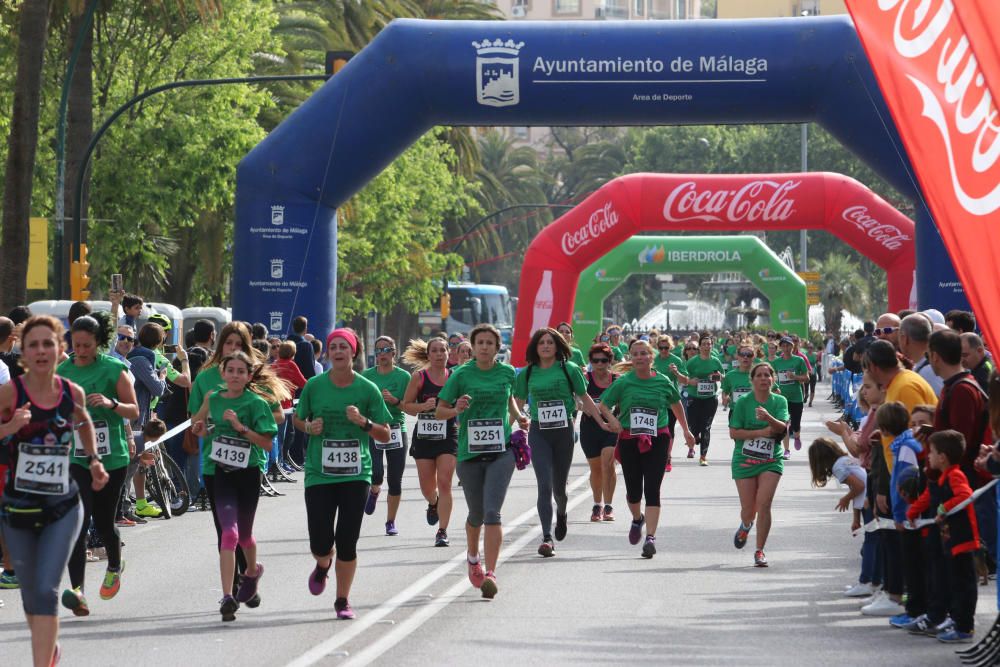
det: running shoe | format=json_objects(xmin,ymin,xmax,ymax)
[
  {"xmin": 733, "ymin": 521, "xmax": 752, "ymax": 550},
  {"xmin": 235, "ymin": 562, "xmax": 264, "ymax": 604},
  {"xmin": 554, "ymin": 513, "xmax": 568, "ymax": 541},
  {"xmin": 902, "ymin": 614, "xmax": 931, "ymax": 634},
  {"xmin": 591, "ymin": 504, "xmax": 603, "ymax": 522},
  {"xmin": 385, "ymin": 520, "xmax": 398, "ymax": 536},
  {"xmin": 889, "ymin": 613, "xmax": 915, "ymax": 628},
  {"xmin": 665, "ymin": 462, "xmax": 673, "ymax": 473},
  {"xmin": 245, "ymin": 593, "xmax": 261, "ymax": 609},
  {"xmin": 629, "ymin": 515, "xmax": 645, "ymax": 546},
  {"xmin": 335, "ymin": 597, "xmax": 355, "ymax": 620},
  {"xmin": 783, "ymin": 450, "xmax": 791, "ymax": 460},
  {"xmin": 937, "ymin": 629, "xmax": 974, "ymax": 643},
  {"xmin": 435, "ymin": 529, "xmax": 449, "ymax": 547},
  {"xmin": 134, "ymin": 500, "xmax": 162, "ymax": 518},
  {"xmin": 793, "ymin": 435, "xmax": 802, "ymax": 451},
  {"xmin": 603, "ymin": 505, "xmax": 615, "ymax": 521},
  {"xmin": 309, "ymin": 561, "xmax": 331, "ymax": 596},
  {"xmin": 61, "ymin": 587, "xmax": 90, "ymax": 617},
  {"xmin": 699, "ymin": 457, "xmax": 708, "ymax": 467},
  {"xmin": 0, "ymin": 571, "xmax": 18, "ymax": 589},
  {"xmin": 537, "ymin": 538, "xmax": 555, "ymax": 558},
  {"xmin": 99, "ymin": 561, "xmax": 125, "ymax": 600},
  {"xmin": 861, "ymin": 595, "xmax": 905, "ymax": 616},
  {"xmin": 219, "ymin": 595, "xmax": 239, "ymax": 622},
  {"xmin": 364, "ymin": 488, "xmax": 380, "ymax": 515},
  {"xmin": 926, "ymin": 618, "xmax": 954, "ymax": 637},
  {"xmin": 426, "ymin": 499, "xmax": 439, "ymax": 526},
  {"xmin": 115, "ymin": 515, "xmax": 136, "ymax": 528},
  {"xmin": 754, "ymin": 550, "xmax": 768, "ymax": 567},
  {"xmin": 480, "ymin": 571, "xmax": 498, "ymax": 599},
  {"xmin": 467, "ymin": 557, "xmax": 485, "ymax": 588},
  {"xmin": 844, "ymin": 582, "xmax": 875, "ymax": 597},
  {"xmin": 642, "ymin": 536, "xmax": 657, "ymax": 559},
  {"xmin": 686, "ymin": 447, "xmax": 695, "ymax": 459}
]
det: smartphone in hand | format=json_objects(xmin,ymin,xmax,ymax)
[{"xmin": 110, "ymin": 273, "xmax": 123, "ymax": 293}]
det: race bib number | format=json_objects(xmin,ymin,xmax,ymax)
[
  {"xmin": 537, "ymin": 400, "xmax": 568, "ymax": 430},
  {"xmin": 468, "ymin": 418, "xmax": 504, "ymax": 454},
  {"xmin": 210, "ymin": 435, "xmax": 251, "ymax": 470},
  {"xmin": 731, "ymin": 360, "xmax": 739, "ymax": 369},
  {"xmin": 697, "ymin": 381, "xmax": 715, "ymax": 396},
  {"xmin": 741, "ymin": 437, "xmax": 776, "ymax": 460},
  {"xmin": 416, "ymin": 413, "xmax": 447, "ymax": 440},
  {"xmin": 322, "ymin": 439, "xmax": 362, "ymax": 476},
  {"xmin": 73, "ymin": 420, "xmax": 111, "ymax": 458},
  {"xmin": 733, "ymin": 387, "xmax": 751, "ymax": 401},
  {"xmin": 629, "ymin": 407, "xmax": 657, "ymax": 436},
  {"xmin": 14, "ymin": 443, "xmax": 70, "ymax": 496},
  {"xmin": 374, "ymin": 423, "xmax": 403, "ymax": 450},
  {"xmin": 778, "ymin": 370, "xmax": 793, "ymax": 385}
]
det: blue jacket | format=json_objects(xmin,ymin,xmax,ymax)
[
  {"xmin": 889, "ymin": 429, "xmax": 922, "ymax": 523},
  {"xmin": 126, "ymin": 346, "xmax": 165, "ymax": 428}
]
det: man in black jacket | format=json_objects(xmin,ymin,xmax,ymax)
[{"xmin": 287, "ymin": 316, "xmax": 316, "ymax": 379}]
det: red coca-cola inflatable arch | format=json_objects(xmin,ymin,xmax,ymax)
[{"xmin": 512, "ymin": 172, "xmax": 915, "ymax": 364}]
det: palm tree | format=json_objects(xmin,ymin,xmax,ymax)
[
  {"xmin": 409, "ymin": 0, "xmax": 502, "ymax": 20},
  {"xmin": 817, "ymin": 253, "xmax": 868, "ymax": 335}
]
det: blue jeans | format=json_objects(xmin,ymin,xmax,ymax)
[{"xmin": 859, "ymin": 505, "xmax": 881, "ymax": 586}]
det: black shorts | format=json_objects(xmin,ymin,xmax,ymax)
[
  {"xmin": 410, "ymin": 437, "xmax": 458, "ymax": 460},
  {"xmin": 580, "ymin": 417, "xmax": 617, "ymax": 459}
]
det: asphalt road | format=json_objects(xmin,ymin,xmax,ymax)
[{"xmin": 1, "ymin": 389, "xmax": 995, "ymax": 666}]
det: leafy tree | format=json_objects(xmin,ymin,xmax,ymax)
[{"xmin": 817, "ymin": 252, "xmax": 868, "ymax": 334}]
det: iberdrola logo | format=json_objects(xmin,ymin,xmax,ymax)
[
  {"xmin": 638, "ymin": 245, "xmax": 666, "ymax": 266},
  {"xmin": 758, "ymin": 268, "xmax": 786, "ymax": 282},
  {"xmin": 777, "ymin": 310, "xmax": 804, "ymax": 324}
]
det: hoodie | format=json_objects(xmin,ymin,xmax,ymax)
[{"xmin": 889, "ymin": 429, "xmax": 922, "ymax": 524}]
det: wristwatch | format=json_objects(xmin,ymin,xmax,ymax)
[
  {"xmin": 87, "ymin": 454, "xmax": 100, "ymax": 465},
  {"xmin": 109, "ymin": 397, "xmax": 120, "ymax": 411},
  {"xmin": 361, "ymin": 418, "xmax": 373, "ymax": 432}
]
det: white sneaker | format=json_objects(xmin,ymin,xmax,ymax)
[
  {"xmin": 859, "ymin": 589, "xmax": 885, "ymax": 607},
  {"xmin": 844, "ymin": 582, "xmax": 875, "ymax": 598},
  {"xmin": 861, "ymin": 595, "xmax": 905, "ymax": 616}
]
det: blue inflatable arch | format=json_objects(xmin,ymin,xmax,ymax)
[{"xmin": 234, "ymin": 16, "xmax": 965, "ymax": 337}]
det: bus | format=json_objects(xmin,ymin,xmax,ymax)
[{"xmin": 426, "ymin": 282, "xmax": 516, "ymax": 347}]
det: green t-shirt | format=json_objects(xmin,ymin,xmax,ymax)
[
  {"xmin": 615, "ymin": 341, "xmax": 629, "ymax": 358},
  {"xmin": 611, "ymin": 346, "xmax": 624, "ymax": 362},
  {"xmin": 721, "ymin": 369, "xmax": 752, "ymax": 401},
  {"xmin": 361, "ymin": 365, "xmax": 412, "ymax": 431},
  {"xmin": 57, "ymin": 354, "xmax": 131, "ymax": 471},
  {"xmin": 188, "ymin": 364, "xmax": 224, "ymax": 415},
  {"xmin": 728, "ymin": 390, "xmax": 789, "ymax": 473},
  {"xmin": 295, "ymin": 372, "xmax": 393, "ymax": 488},
  {"xmin": 651, "ymin": 354, "xmax": 683, "ymax": 390},
  {"xmin": 684, "ymin": 355, "xmax": 726, "ymax": 400},
  {"xmin": 513, "ymin": 361, "xmax": 587, "ymax": 423},
  {"xmin": 599, "ymin": 370, "xmax": 681, "ymax": 430},
  {"xmin": 202, "ymin": 390, "xmax": 278, "ymax": 475},
  {"xmin": 806, "ymin": 352, "xmax": 818, "ymax": 373},
  {"xmin": 569, "ymin": 346, "xmax": 586, "ymax": 368},
  {"xmin": 438, "ymin": 361, "xmax": 517, "ymax": 462},
  {"xmin": 772, "ymin": 355, "xmax": 808, "ymax": 404}
]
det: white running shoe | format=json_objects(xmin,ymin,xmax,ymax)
[
  {"xmin": 844, "ymin": 582, "xmax": 875, "ymax": 598},
  {"xmin": 861, "ymin": 595, "xmax": 905, "ymax": 616}
]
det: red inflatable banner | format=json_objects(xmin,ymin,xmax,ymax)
[
  {"xmin": 846, "ymin": 0, "xmax": 1000, "ymax": 353},
  {"xmin": 512, "ymin": 172, "xmax": 915, "ymax": 364}
]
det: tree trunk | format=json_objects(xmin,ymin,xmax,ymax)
[
  {"xmin": 165, "ymin": 223, "xmax": 199, "ymax": 307},
  {"xmin": 64, "ymin": 9, "xmax": 94, "ymax": 280},
  {"xmin": 0, "ymin": 0, "xmax": 50, "ymax": 313}
]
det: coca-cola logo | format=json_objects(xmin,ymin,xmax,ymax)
[
  {"xmin": 880, "ymin": 0, "xmax": 1000, "ymax": 216},
  {"xmin": 841, "ymin": 205, "xmax": 911, "ymax": 250},
  {"xmin": 662, "ymin": 180, "xmax": 799, "ymax": 224},
  {"xmin": 561, "ymin": 202, "xmax": 620, "ymax": 256}
]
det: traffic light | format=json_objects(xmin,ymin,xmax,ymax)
[
  {"xmin": 325, "ymin": 50, "xmax": 354, "ymax": 76},
  {"xmin": 440, "ymin": 293, "xmax": 451, "ymax": 320},
  {"xmin": 70, "ymin": 243, "xmax": 91, "ymax": 300}
]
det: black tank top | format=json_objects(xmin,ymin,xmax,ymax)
[
  {"xmin": 414, "ymin": 369, "xmax": 458, "ymax": 442},
  {"xmin": 581, "ymin": 371, "xmax": 617, "ymax": 423},
  {"xmin": 2, "ymin": 375, "xmax": 79, "ymax": 504}
]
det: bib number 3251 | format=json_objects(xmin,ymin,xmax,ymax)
[
  {"xmin": 629, "ymin": 408, "xmax": 657, "ymax": 437},
  {"xmin": 468, "ymin": 418, "xmax": 504, "ymax": 454}
]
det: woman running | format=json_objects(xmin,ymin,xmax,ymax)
[
  {"xmin": 456, "ymin": 341, "xmax": 473, "ymax": 365},
  {"xmin": 772, "ymin": 336, "xmax": 809, "ymax": 457},
  {"xmin": 401, "ymin": 337, "xmax": 458, "ymax": 547},
  {"xmin": 599, "ymin": 339, "xmax": 695, "ymax": 558},
  {"xmin": 437, "ymin": 324, "xmax": 528, "ymax": 599},
  {"xmin": 729, "ymin": 361, "xmax": 790, "ymax": 567},
  {"xmin": 294, "ymin": 329, "xmax": 392, "ymax": 620},
  {"xmin": 57, "ymin": 313, "xmax": 139, "ymax": 614},
  {"xmin": 190, "ymin": 351, "xmax": 285, "ymax": 621},
  {"xmin": 681, "ymin": 335, "xmax": 725, "ymax": 466},
  {"xmin": 361, "ymin": 336, "xmax": 411, "ymax": 536},
  {"xmin": 514, "ymin": 327, "xmax": 608, "ymax": 557},
  {"xmin": 580, "ymin": 343, "xmax": 618, "ymax": 522},
  {"xmin": 0, "ymin": 316, "xmax": 108, "ymax": 667},
  {"xmin": 652, "ymin": 335, "xmax": 690, "ymax": 472},
  {"xmin": 721, "ymin": 342, "xmax": 755, "ymax": 409},
  {"xmin": 556, "ymin": 322, "xmax": 587, "ymax": 368}
]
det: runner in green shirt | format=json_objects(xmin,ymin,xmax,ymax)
[
  {"xmin": 721, "ymin": 341, "xmax": 756, "ymax": 409},
  {"xmin": 556, "ymin": 322, "xmax": 587, "ymax": 368},
  {"xmin": 652, "ymin": 335, "xmax": 690, "ymax": 470},
  {"xmin": 728, "ymin": 361, "xmax": 790, "ymax": 568},
  {"xmin": 437, "ymin": 324, "xmax": 529, "ymax": 600},
  {"xmin": 680, "ymin": 335, "xmax": 726, "ymax": 466},
  {"xmin": 360, "ymin": 336, "xmax": 413, "ymax": 535},
  {"xmin": 607, "ymin": 325, "xmax": 628, "ymax": 361},
  {"xmin": 293, "ymin": 328, "xmax": 393, "ymax": 620},
  {"xmin": 773, "ymin": 336, "xmax": 809, "ymax": 455}
]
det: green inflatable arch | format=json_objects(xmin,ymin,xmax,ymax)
[{"xmin": 572, "ymin": 236, "xmax": 808, "ymax": 345}]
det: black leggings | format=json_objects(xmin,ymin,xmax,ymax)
[
  {"xmin": 618, "ymin": 434, "xmax": 669, "ymax": 507},
  {"xmin": 305, "ymin": 481, "xmax": 369, "ymax": 562},
  {"xmin": 787, "ymin": 401, "xmax": 804, "ymax": 437},
  {"xmin": 207, "ymin": 467, "xmax": 262, "ymax": 552},
  {"xmin": 369, "ymin": 433, "xmax": 407, "ymax": 496},
  {"xmin": 69, "ymin": 465, "xmax": 129, "ymax": 589},
  {"xmin": 204, "ymin": 474, "xmax": 248, "ymax": 586},
  {"xmin": 686, "ymin": 397, "xmax": 718, "ymax": 457}
]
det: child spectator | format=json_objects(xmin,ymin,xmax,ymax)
[
  {"xmin": 907, "ymin": 430, "xmax": 980, "ymax": 643},
  {"xmin": 808, "ymin": 437, "xmax": 867, "ymax": 534}
]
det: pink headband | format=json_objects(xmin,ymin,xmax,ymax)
[{"xmin": 326, "ymin": 328, "xmax": 358, "ymax": 355}]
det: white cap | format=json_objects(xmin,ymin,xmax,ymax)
[{"xmin": 921, "ymin": 308, "xmax": 945, "ymax": 325}]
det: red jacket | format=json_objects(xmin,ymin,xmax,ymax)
[
  {"xmin": 273, "ymin": 358, "xmax": 307, "ymax": 409},
  {"xmin": 907, "ymin": 464, "xmax": 979, "ymax": 556}
]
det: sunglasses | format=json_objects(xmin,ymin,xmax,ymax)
[
  {"xmin": 684, "ymin": 347, "xmax": 697, "ymax": 352},
  {"xmin": 657, "ymin": 346, "xmax": 671, "ymax": 351},
  {"xmin": 590, "ymin": 357, "xmax": 610, "ymax": 364},
  {"xmin": 607, "ymin": 330, "xmax": 621, "ymax": 336},
  {"xmin": 875, "ymin": 327, "xmax": 897, "ymax": 336},
  {"xmin": 117, "ymin": 334, "xmax": 136, "ymax": 343},
  {"xmin": 600, "ymin": 335, "xmax": 610, "ymax": 342},
  {"xmin": 375, "ymin": 346, "xmax": 395, "ymax": 354},
  {"xmin": 739, "ymin": 351, "xmax": 755, "ymax": 358}
]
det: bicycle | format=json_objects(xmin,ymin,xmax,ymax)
[{"xmin": 121, "ymin": 441, "xmax": 191, "ymax": 519}]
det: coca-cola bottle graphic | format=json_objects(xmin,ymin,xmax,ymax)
[
  {"xmin": 530, "ymin": 271, "xmax": 554, "ymax": 333},
  {"xmin": 908, "ymin": 270, "xmax": 918, "ymax": 310}
]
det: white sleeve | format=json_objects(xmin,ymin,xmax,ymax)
[
  {"xmin": 0, "ymin": 359, "xmax": 9, "ymax": 385},
  {"xmin": 897, "ymin": 446, "xmax": 919, "ymax": 467}
]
